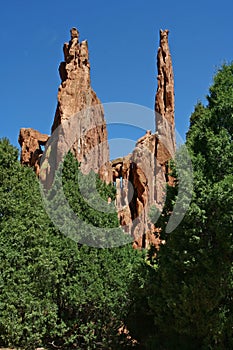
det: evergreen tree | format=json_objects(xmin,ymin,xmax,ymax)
[
  {"xmin": 127, "ymin": 63, "xmax": 233, "ymax": 349},
  {"xmin": 0, "ymin": 139, "xmax": 142, "ymax": 349}
]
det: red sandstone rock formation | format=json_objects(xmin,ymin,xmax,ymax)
[
  {"xmin": 111, "ymin": 132, "xmax": 160, "ymax": 248},
  {"xmin": 50, "ymin": 27, "xmax": 111, "ymax": 183},
  {"xmin": 19, "ymin": 28, "xmax": 111, "ymax": 184},
  {"xmin": 18, "ymin": 128, "xmax": 49, "ymax": 175},
  {"xmin": 111, "ymin": 29, "xmax": 175, "ymax": 248},
  {"xmin": 155, "ymin": 30, "xmax": 175, "ymax": 131},
  {"xmin": 18, "ymin": 28, "xmax": 175, "ymax": 249},
  {"xmin": 155, "ymin": 29, "xmax": 175, "ymax": 205}
]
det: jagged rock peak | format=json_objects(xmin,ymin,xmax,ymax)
[
  {"xmin": 18, "ymin": 28, "xmax": 112, "ymax": 184},
  {"xmin": 155, "ymin": 29, "xmax": 175, "ymax": 125},
  {"xmin": 70, "ymin": 27, "xmax": 79, "ymax": 39},
  {"xmin": 110, "ymin": 29, "xmax": 176, "ymax": 247},
  {"xmin": 50, "ymin": 27, "xmax": 112, "ymax": 183},
  {"xmin": 62, "ymin": 28, "xmax": 89, "ymax": 68},
  {"xmin": 51, "ymin": 27, "xmax": 94, "ymax": 133},
  {"xmin": 154, "ymin": 29, "xmax": 175, "ymax": 207},
  {"xmin": 155, "ymin": 28, "xmax": 175, "ymax": 160}
]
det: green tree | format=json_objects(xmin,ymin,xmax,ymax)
[
  {"xmin": 127, "ymin": 63, "xmax": 233, "ymax": 349},
  {"xmin": 0, "ymin": 139, "xmax": 142, "ymax": 349}
]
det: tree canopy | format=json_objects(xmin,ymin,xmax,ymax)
[
  {"xmin": 0, "ymin": 62, "xmax": 233, "ymax": 350},
  {"xmin": 0, "ymin": 139, "xmax": 142, "ymax": 349},
  {"xmin": 126, "ymin": 63, "xmax": 233, "ymax": 349}
]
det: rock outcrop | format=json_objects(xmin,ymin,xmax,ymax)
[
  {"xmin": 18, "ymin": 28, "xmax": 175, "ymax": 249},
  {"xmin": 111, "ymin": 29, "xmax": 175, "ymax": 248},
  {"xmin": 155, "ymin": 29, "xmax": 175, "ymax": 205},
  {"xmin": 19, "ymin": 28, "xmax": 111, "ymax": 184},
  {"xmin": 18, "ymin": 128, "xmax": 49, "ymax": 176},
  {"xmin": 49, "ymin": 27, "xmax": 112, "ymax": 183},
  {"xmin": 155, "ymin": 30, "xmax": 175, "ymax": 134},
  {"xmin": 112, "ymin": 131, "xmax": 160, "ymax": 248}
]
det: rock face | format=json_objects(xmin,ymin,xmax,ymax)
[
  {"xmin": 111, "ymin": 29, "xmax": 175, "ymax": 248},
  {"xmin": 155, "ymin": 29, "xmax": 175, "ymax": 205},
  {"xmin": 18, "ymin": 28, "xmax": 175, "ymax": 249},
  {"xmin": 112, "ymin": 131, "xmax": 160, "ymax": 248},
  {"xmin": 50, "ymin": 27, "xmax": 111, "ymax": 183},
  {"xmin": 18, "ymin": 128, "xmax": 49, "ymax": 175},
  {"xmin": 19, "ymin": 28, "xmax": 111, "ymax": 184},
  {"xmin": 155, "ymin": 30, "xmax": 175, "ymax": 134}
]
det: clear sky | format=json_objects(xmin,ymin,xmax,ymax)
[{"xmin": 1, "ymin": 0, "xmax": 233, "ymax": 157}]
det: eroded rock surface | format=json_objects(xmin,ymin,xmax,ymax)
[
  {"xmin": 18, "ymin": 128, "xmax": 49, "ymax": 175},
  {"xmin": 19, "ymin": 28, "xmax": 111, "ymax": 184},
  {"xmin": 155, "ymin": 29, "xmax": 175, "ymax": 206},
  {"xmin": 112, "ymin": 131, "xmax": 160, "ymax": 248},
  {"xmin": 50, "ymin": 27, "xmax": 112, "ymax": 183},
  {"xmin": 18, "ymin": 28, "xmax": 175, "ymax": 249},
  {"xmin": 111, "ymin": 29, "xmax": 175, "ymax": 248}
]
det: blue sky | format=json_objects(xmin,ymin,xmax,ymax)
[{"xmin": 1, "ymin": 0, "xmax": 233, "ymax": 158}]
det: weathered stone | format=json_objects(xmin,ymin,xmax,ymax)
[
  {"xmin": 18, "ymin": 28, "xmax": 175, "ymax": 250},
  {"xmin": 155, "ymin": 29, "xmax": 175, "ymax": 206},
  {"xmin": 18, "ymin": 128, "xmax": 49, "ymax": 175},
  {"xmin": 18, "ymin": 28, "xmax": 111, "ymax": 184},
  {"xmin": 49, "ymin": 27, "xmax": 112, "ymax": 184},
  {"xmin": 111, "ymin": 132, "xmax": 160, "ymax": 248},
  {"xmin": 111, "ymin": 29, "xmax": 175, "ymax": 248},
  {"xmin": 155, "ymin": 29, "xmax": 175, "ymax": 135}
]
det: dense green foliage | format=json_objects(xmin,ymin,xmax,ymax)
[
  {"xmin": 0, "ymin": 63, "xmax": 233, "ymax": 350},
  {"xmin": 46, "ymin": 152, "xmax": 131, "ymax": 248},
  {"xmin": 0, "ymin": 139, "xmax": 142, "ymax": 349},
  {"xmin": 126, "ymin": 63, "xmax": 233, "ymax": 349}
]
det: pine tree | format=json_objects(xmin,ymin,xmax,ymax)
[
  {"xmin": 127, "ymin": 63, "xmax": 233, "ymax": 349},
  {"xmin": 0, "ymin": 140, "xmax": 142, "ymax": 349}
]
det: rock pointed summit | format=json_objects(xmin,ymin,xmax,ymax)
[
  {"xmin": 111, "ymin": 29, "xmax": 176, "ymax": 248},
  {"xmin": 155, "ymin": 29, "xmax": 175, "ymax": 159},
  {"xmin": 155, "ymin": 29, "xmax": 175, "ymax": 206},
  {"xmin": 50, "ymin": 27, "xmax": 112, "ymax": 183},
  {"xmin": 52, "ymin": 28, "xmax": 97, "ymax": 132},
  {"xmin": 19, "ymin": 28, "xmax": 112, "ymax": 183}
]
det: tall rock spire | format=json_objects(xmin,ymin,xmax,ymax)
[
  {"xmin": 106, "ymin": 29, "xmax": 176, "ymax": 248},
  {"xmin": 155, "ymin": 29, "xmax": 175, "ymax": 206},
  {"xmin": 155, "ymin": 29, "xmax": 175, "ymax": 158},
  {"xmin": 49, "ymin": 27, "xmax": 112, "ymax": 183},
  {"xmin": 18, "ymin": 28, "xmax": 176, "ymax": 249},
  {"xmin": 51, "ymin": 28, "xmax": 91, "ymax": 132}
]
